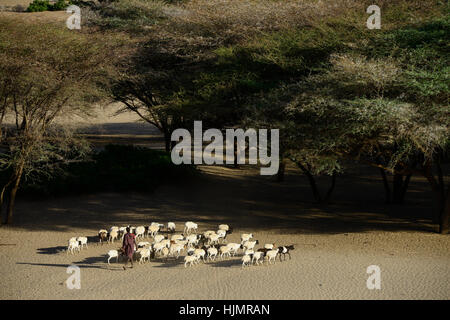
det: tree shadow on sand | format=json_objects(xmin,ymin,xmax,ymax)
[{"xmin": 7, "ymin": 164, "xmax": 440, "ymax": 234}]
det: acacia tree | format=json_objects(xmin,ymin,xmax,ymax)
[
  {"xmin": 111, "ymin": 75, "xmax": 185, "ymax": 152},
  {"xmin": 246, "ymin": 88, "xmax": 342, "ymax": 203},
  {"xmin": 0, "ymin": 19, "xmax": 114, "ymax": 224},
  {"xmin": 283, "ymin": 48, "xmax": 449, "ymax": 233}
]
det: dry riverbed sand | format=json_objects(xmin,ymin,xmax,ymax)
[{"xmin": 0, "ymin": 166, "xmax": 449, "ymax": 299}]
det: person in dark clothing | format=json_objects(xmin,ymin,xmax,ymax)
[{"xmin": 122, "ymin": 227, "xmax": 136, "ymax": 270}]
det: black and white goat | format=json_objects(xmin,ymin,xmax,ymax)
[{"xmin": 277, "ymin": 245, "xmax": 294, "ymax": 261}]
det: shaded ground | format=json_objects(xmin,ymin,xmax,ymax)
[{"xmin": 5, "ymin": 162, "xmax": 439, "ymax": 234}]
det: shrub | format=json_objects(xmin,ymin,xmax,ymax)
[
  {"xmin": 17, "ymin": 145, "xmax": 198, "ymax": 197},
  {"xmin": 27, "ymin": 0, "xmax": 69, "ymax": 12},
  {"xmin": 26, "ymin": 0, "xmax": 50, "ymax": 12}
]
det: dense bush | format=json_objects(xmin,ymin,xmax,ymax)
[
  {"xmin": 27, "ymin": 0, "xmax": 69, "ymax": 12},
  {"xmin": 27, "ymin": 0, "xmax": 50, "ymax": 12},
  {"xmin": 17, "ymin": 145, "xmax": 198, "ymax": 197}
]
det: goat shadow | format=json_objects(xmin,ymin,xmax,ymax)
[
  {"xmin": 37, "ymin": 246, "xmax": 68, "ymax": 255},
  {"xmin": 150, "ymin": 257, "xmax": 185, "ymax": 268},
  {"xmin": 207, "ymin": 258, "xmax": 242, "ymax": 268}
]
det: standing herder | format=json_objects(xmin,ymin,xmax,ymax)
[{"xmin": 122, "ymin": 227, "xmax": 136, "ymax": 270}]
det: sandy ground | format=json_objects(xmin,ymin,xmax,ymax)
[{"xmin": 0, "ymin": 164, "xmax": 449, "ymax": 300}]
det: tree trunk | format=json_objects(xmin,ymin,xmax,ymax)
[
  {"xmin": 379, "ymin": 168, "xmax": 391, "ymax": 203},
  {"xmin": 296, "ymin": 162, "xmax": 322, "ymax": 202},
  {"xmin": 392, "ymin": 173, "xmax": 403, "ymax": 203},
  {"xmin": 439, "ymin": 188, "xmax": 450, "ymax": 234},
  {"xmin": 0, "ymin": 174, "xmax": 15, "ymax": 225},
  {"xmin": 422, "ymin": 161, "xmax": 448, "ymax": 231},
  {"xmin": 392, "ymin": 173, "xmax": 410, "ymax": 204},
  {"xmin": 233, "ymin": 139, "xmax": 239, "ymax": 168},
  {"xmin": 379, "ymin": 169, "xmax": 411, "ymax": 204},
  {"xmin": 5, "ymin": 163, "xmax": 24, "ymax": 225},
  {"xmin": 277, "ymin": 159, "xmax": 286, "ymax": 182},
  {"xmin": 323, "ymin": 172, "xmax": 336, "ymax": 203},
  {"xmin": 398, "ymin": 174, "xmax": 411, "ymax": 203},
  {"xmin": 164, "ymin": 132, "xmax": 171, "ymax": 153}
]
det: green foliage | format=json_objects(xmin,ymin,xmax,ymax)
[
  {"xmin": 27, "ymin": 0, "xmax": 70, "ymax": 12},
  {"xmin": 362, "ymin": 16, "xmax": 450, "ymax": 105},
  {"xmin": 27, "ymin": 0, "xmax": 50, "ymax": 12},
  {"xmin": 182, "ymin": 26, "xmax": 345, "ymax": 128}
]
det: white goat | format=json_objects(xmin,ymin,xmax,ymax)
[
  {"xmin": 167, "ymin": 222, "xmax": 176, "ymax": 232},
  {"xmin": 217, "ymin": 229, "xmax": 227, "ymax": 243},
  {"xmin": 135, "ymin": 226, "xmax": 146, "ymax": 239},
  {"xmin": 226, "ymin": 243, "xmax": 241, "ymax": 256},
  {"xmin": 252, "ymin": 252, "xmax": 264, "ymax": 265},
  {"xmin": 174, "ymin": 239, "xmax": 188, "ymax": 246},
  {"xmin": 184, "ymin": 221, "xmax": 198, "ymax": 234},
  {"xmin": 119, "ymin": 227, "xmax": 127, "ymax": 238},
  {"xmin": 153, "ymin": 235, "xmax": 165, "ymax": 243},
  {"xmin": 208, "ymin": 233, "xmax": 220, "ymax": 245},
  {"xmin": 184, "ymin": 254, "xmax": 200, "ymax": 267},
  {"xmin": 240, "ymin": 233, "xmax": 253, "ymax": 243},
  {"xmin": 218, "ymin": 224, "xmax": 229, "ymax": 231},
  {"xmin": 243, "ymin": 240, "xmax": 258, "ymax": 251},
  {"xmin": 160, "ymin": 239, "xmax": 171, "ymax": 248},
  {"xmin": 242, "ymin": 254, "xmax": 252, "ymax": 268},
  {"xmin": 193, "ymin": 248, "xmax": 206, "ymax": 262},
  {"xmin": 153, "ymin": 242, "xmax": 166, "ymax": 255},
  {"xmin": 160, "ymin": 247, "xmax": 170, "ymax": 259},
  {"xmin": 169, "ymin": 243, "xmax": 185, "ymax": 258},
  {"xmin": 219, "ymin": 245, "xmax": 232, "ymax": 259},
  {"xmin": 108, "ymin": 229, "xmax": 119, "ymax": 243},
  {"xmin": 203, "ymin": 230, "xmax": 216, "ymax": 239},
  {"xmin": 137, "ymin": 241, "xmax": 150, "ymax": 248},
  {"xmin": 77, "ymin": 237, "xmax": 88, "ymax": 250},
  {"xmin": 67, "ymin": 239, "xmax": 80, "ymax": 255},
  {"xmin": 68, "ymin": 237, "xmax": 77, "ymax": 243},
  {"xmin": 107, "ymin": 249, "xmax": 119, "ymax": 264},
  {"xmin": 137, "ymin": 248, "xmax": 151, "ymax": 264},
  {"xmin": 171, "ymin": 234, "xmax": 184, "ymax": 241},
  {"xmin": 207, "ymin": 247, "xmax": 218, "ymax": 261},
  {"xmin": 148, "ymin": 224, "xmax": 160, "ymax": 237},
  {"xmin": 186, "ymin": 234, "xmax": 199, "ymax": 247},
  {"xmin": 266, "ymin": 249, "xmax": 278, "ymax": 264}
]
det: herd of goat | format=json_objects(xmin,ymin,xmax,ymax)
[{"xmin": 67, "ymin": 221, "xmax": 295, "ymax": 268}]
